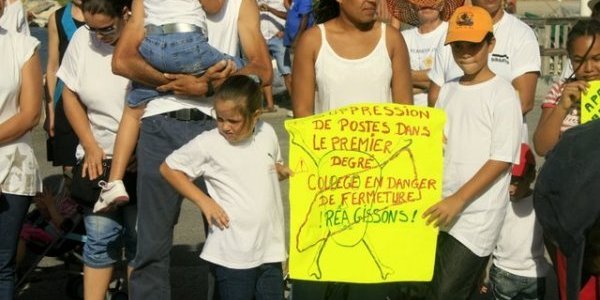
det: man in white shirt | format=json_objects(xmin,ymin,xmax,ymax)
[{"xmin": 427, "ymin": 0, "xmax": 540, "ymax": 119}]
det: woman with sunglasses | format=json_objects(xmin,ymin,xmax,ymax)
[
  {"xmin": 0, "ymin": 0, "xmax": 43, "ymax": 299},
  {"xmin": 56, "ymin": 0, "xmax": 137, "ymax": 299}
]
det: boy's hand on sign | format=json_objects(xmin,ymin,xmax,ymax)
[
  {"xmin": 422, "ymin": 195, "xmax": 465, "ymax": 227},
  {"xmin": 275, "ymin": 163, "xmax": 293, "ymax": 181}
]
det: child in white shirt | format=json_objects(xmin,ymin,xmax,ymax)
[
  {"xmin": 422, "ymin": 5, "xmax": 522, "ymax": 299},
  {"xmin": 489, "ymin": 144, "xmax": 550, "ymax": 300},
  {"xmin": 160, "ymin": 75, "xmax": 291, "ymax": 299}
]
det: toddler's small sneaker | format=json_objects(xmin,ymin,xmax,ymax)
[{"xmin": 93, "ymin": 180, "xmax": 129, "ymax": 213}]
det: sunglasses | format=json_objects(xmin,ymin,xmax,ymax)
[{"xmin": 85, "ymin": 23, "xmax": 118, "ymax": 36}]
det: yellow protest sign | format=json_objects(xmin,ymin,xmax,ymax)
[
  {"xmin": 581, "ymin": 80, "xmax": 600, "ymax": 124},
  {"xmin": 284, "ymin": 103, "xmax": 446, "ymax": 283}
]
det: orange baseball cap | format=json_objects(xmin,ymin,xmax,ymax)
[{"xmin": 445, "ymin": 5, "xmax": 493, "ymax": 45}]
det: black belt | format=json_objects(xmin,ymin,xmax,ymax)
[{"xmin": 161, "ymin": 109, "xmax": 211, "ymax": 121}]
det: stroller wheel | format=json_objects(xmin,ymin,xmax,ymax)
[
  {"xmin": 111, "ymin": 291, "xmax": 128, "ymax": 300},
  {"xmin": 66, "ymin": 275, "xmax": 84, "ymax": 299}
]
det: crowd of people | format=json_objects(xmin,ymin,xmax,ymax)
[{"xmin": 1, "ymin": 0, "xmax": 600, "ymax": 299}]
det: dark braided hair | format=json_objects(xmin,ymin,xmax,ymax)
[
  {"xmin": 313, "ymin": 0, "xmax": 339, "ymax": 24},
  {"xmin": 82, "ymin": 0, "xmax": 132, "ymax": 18},
  {"xmin": 566, "ymin": 19, "xmax": 600, "ymax": 79}
]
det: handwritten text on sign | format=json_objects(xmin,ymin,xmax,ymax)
[
  {"xmin": 582, "ymin": 80, "xmax": 600, "ymax": 124},
  {"xmin": 285, "ymin": 104, "xmax": 446, "ymax": 283}
]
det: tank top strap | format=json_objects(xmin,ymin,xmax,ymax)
[
  {"xmin": 318, "ymin": 23, "xmax": 326, "ymax": 45},
  {"xmin": 380, "ymin": 22, "xmax": 386, "ymax": 44},
  {"xmin": 61, "ymin": 3, "xmax": 77, "ymax": 41}
]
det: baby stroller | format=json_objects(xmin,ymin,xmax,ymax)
[{"xmin": 16, "ymin": 174, "xmax": 128, "ymax": 300}]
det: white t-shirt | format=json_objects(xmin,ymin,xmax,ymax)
[
  {"xmin": 401, "ymin": 22, "xmax": 448, "ymax": 106},
  {"xmin": 435, "ymin": 76, "xmax": 522, "ymax": 257},
  {"xmin": 144, "ymin": 0, "xmax": 206, "ymax": 31},
  {"xmin": 493, "ymin": 194, "xmax": 551, "ymax": 278},
  {"xmin": 143, "ymin": 0, "xmax": 243, "ymax": 119},
  {"xmin": 258, "ymin": 0, "xmax": 286, "ymax": 40},
  {"xmin": 57, "ymin": 27, "xmax": 131, "ymax": 160},
  {"xmin": 165, "ymin": 121, "xmax": 287, "ymax": 269},
  {"xmin": 314, "ymin": 23, "xmax": 392, "ymax": 113},
  {"xmin": 0, "ymin": 0, "xmax": 30, "ymax": 35},
  {"xmin": 429, "ymin": 12, "xmax": 540, "ymax": 85},
  {"xmin": 0, "ymin": 30, "xmax": 41, "ymax": 196}
]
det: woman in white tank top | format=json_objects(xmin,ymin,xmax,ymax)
[
  {"xmin": 288, "ymin": 0, "xmax": 413, "ymax": 299},
  {"xmin": 291, "ymin": 0, "xmax": 413, "ymax": 117}
]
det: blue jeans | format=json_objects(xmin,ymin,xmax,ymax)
[
  {"xmin": 129, "ymin": 114, "xmax": 216, "ymax": 300},
  {"xmin": 267, "ymin": 36, "xmax": 290, "ymax": 76},
  {"xmin": 490, "ymin": 264, "xmax": 545, "ymax": 300},
  {"xmin": 0, "ymin": 193, "xmax": 31, "ymax": 300},
  {"xmin": 83, "ymin": 204, "xmax": 137, "ymax": 268},
  {"xmin": 430, "ymin": 232, "xmax": 489, "ymax": 300},
  {"xmin": 212, "ymin": 262, "xmax": 283, "ymax": 300},
  {"xmin": 129, "ymin": 32, "xmax": 245, "ymax": 107}
]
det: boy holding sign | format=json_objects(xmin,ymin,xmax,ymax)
[{"xmin": 422, "ymin": 5, "xmax": 522, "ymax": 299}]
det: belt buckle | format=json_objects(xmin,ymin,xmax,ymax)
[
  {"xmin": 145, "ymin": 24, "xmax": 162, "ymax": 35},
  {"xmin": 176, "ymin": 109, "xmax": 192, "ymax": 121}
]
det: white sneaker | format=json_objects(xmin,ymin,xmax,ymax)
[{"xmin": 93, "ymin": 180, "xmax": 129, "ymax": 213}]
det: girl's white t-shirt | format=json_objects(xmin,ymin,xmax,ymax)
[
  {"xmin": 436, "ymin": 76, "xmax": 522, "ymax": 257},
  {"xmin": 57, "ymin": 27, "xmax": 131, "ymax": 160},
  {"xmin": 165, "ymin": 121, "xmax": 286, "ymax": 269}
]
